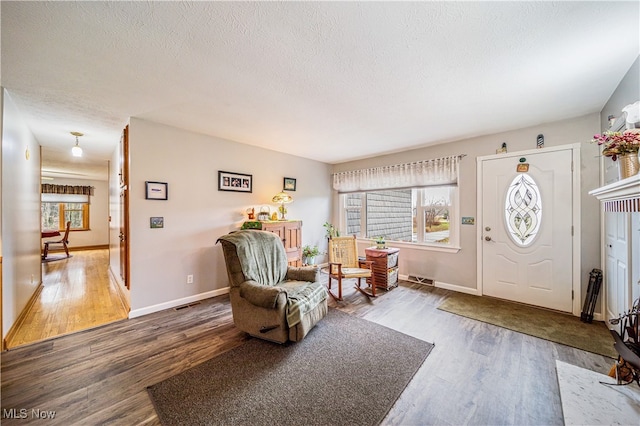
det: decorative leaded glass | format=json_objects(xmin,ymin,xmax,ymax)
[{"xmin": 505, "ymin": 174, "xmax": 542, "ymax": 246}]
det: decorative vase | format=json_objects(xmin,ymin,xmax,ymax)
[{"xmin": 618, "ymin": 153, "xmax": 640, "ymax": 180}]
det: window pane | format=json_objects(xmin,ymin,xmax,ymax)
[
  {"xmin": 505, "ymin": 174, "xmax": 542, "ymax": 246},
  {"xmin": 422, "ymin": 187, "xmax": 451, "ymax": 244},
  {"xmin": 345, "ymin": 194, "xmax": 362, "ymax": 236},
  {"xmin": 340, "ymin": 185, "xmax": 458, "ymax": 247},
  {"xmin": 366, "ymin": 190, "xmax": 413, "ymax": 241},
  {"xmin": 64, "ymin": 203, "xmax": 85, "ymax": 229},
  {"xmin": 41, "ymin": 203, "xmax": 59, "ymax": 229}
]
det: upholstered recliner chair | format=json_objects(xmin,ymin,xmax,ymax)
[{"xmin": 217, "ymin": 230, "xmax": 328, "ymax": 343}]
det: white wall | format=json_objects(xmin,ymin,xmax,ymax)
[
  {"xmin": 1, "ymin": 89, "xmax": 42, "ymax": 338},
  {"xmin": 332, "ymin": 113, "xmax": 602, "ymax": 306},
  {"xmin": 44, "ymin": 177, "xmax": 109, "ymax": 248},
  {"xmin": 600, "ymin": 56, "xmax": 639, "ymax": 185},
  {"xmin": 127, "ymin": 118, "xmax": 332, "ymax": 315}
]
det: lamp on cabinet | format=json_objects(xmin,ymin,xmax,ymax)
[{"xmin": 272, "ymin": 191, "xmax": 293, "ymax": 220}]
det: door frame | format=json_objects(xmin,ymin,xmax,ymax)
[{"xmin": 476, "ymin": 143, "xmax": 582, "ymax": 316}]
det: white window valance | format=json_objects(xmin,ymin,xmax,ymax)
[
  {"xmin": 41, "ymin": 193, "xmax": 90, "ymax": 203},
  {"xmin": 333, "ymin": 155, "xmax": 461, "ymax": 193}
]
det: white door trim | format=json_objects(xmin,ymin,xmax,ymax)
[{"xmin": 476, "ymin": 143, "xmax": 582, "ymax": 316}]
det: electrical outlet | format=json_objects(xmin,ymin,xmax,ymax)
[{"xmin": 187, "ymin": 274, "xmax": 194, "ymax": 284}]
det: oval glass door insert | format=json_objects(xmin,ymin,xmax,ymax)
[{"xmin": 505, "ymin": 174, "xmax": 542, "ymax": 246}]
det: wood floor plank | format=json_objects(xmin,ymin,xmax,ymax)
[
  {"xmin": 2, "ymin": 277, "xmax": 614, "ymax": 425},
  {"xmin": 6, "ymin": 249, "xmax": 128, "ymax": 348}
]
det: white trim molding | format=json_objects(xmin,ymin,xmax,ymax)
[{"xmin": 129, "ymin": 287, "xmax": 230, "ymax": 319}]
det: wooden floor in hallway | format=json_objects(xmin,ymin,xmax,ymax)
[
  {"xmin": 6, "ymin": 249, "xmax": 129, "ymax": 348},
  {"xmin": 1, "ymin": 279, "xmax": 615, "ymax": 425}
]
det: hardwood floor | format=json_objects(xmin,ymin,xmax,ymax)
[
  {"xmin": 1, "ymin": 280, "xmax": 614, "ymax": 425},
  {"xmin": 6, "ymin": 249, "xmax": 128, "ymax": 348}
]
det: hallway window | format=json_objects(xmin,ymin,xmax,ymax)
[{"xmin": 41, "ymin": 202, "xmax": 90, "ymax": 231}]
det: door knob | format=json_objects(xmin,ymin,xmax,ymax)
[
  {"xmin": 485, "ymin": 236, "xmax": 493, "ymax": 241},
  {"xmin": 485, "ymin": 226, "xmax": 491, "ymax": 231}
]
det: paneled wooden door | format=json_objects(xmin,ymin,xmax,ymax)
[
  {"xmin": 479, "ymin": 148, "xmax": 575, "ymax": 312},
  {"xmin": 119, "ymin": 125, "xmax": 130, "ymax": 289}
]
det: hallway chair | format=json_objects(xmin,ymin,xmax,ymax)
[{"xmin": 43, "ymin": 221, "xmax": 71, "ymax": 259}]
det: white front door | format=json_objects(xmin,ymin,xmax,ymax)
[{"xmin": 480, "ymin": 148, "xmax": 574, "ymax": 312}]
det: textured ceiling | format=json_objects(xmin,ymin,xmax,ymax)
[{"xmin": 2, "ymin": 1, "xmax": 639, "ymax": 179}]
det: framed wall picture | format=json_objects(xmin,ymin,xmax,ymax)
[
  {"xmin": 218, "ymin": 171, "xmax": 252, "ymax": 193},
  {"xmin": 145, "ymin": 181, "xmax": 168, "ymax": 200},
  {"xmin": 150, "ymin": 217, "xmax": 164, "ymax": 228},
  {"xmin": 283, "ymin": 177, "xmax": 296, "ymax": 191}
]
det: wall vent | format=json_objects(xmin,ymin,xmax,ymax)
[
  {"xmin": 174, "ymin": 301, "xmax": 201, "ymax": 311},
  {"xmin": 406, "ymin": 275, "xmax": 435, "ymax": 286}
]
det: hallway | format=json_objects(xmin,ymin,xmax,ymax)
[{"xmin": 6, "ymin": 249, "xmax": 128, "ymax": 349}]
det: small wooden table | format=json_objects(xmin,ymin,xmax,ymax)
[
  {"xmin": 365, "ymin": 247, "xmax": 400, "ymax": 290},
  {"xmin": 41, "ymin": 230, "xmax": 61, "ymax": 259},
  {"xmin": 42, "ymin": 230, "xmax": 61, "ymax": 239}
]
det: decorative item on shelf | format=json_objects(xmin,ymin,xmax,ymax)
[
  {"xmin": 496, "ymin": 142, "xmax": 507, "ymax": 154},
  {"xmin": 592, "ymin": 129, "xmax": 640, "ymax": 179},
  {"xmin": 71, "ymin": 131, "xmax": 83, "ymax": 157},
  {"xmin": 257, "ymin": 206, "xmax": 270, "ymax": 221},
  {"xmin": 536, "ymin": 134, "xmax": 544, "ymax": 149},
  {"xmin": 622, "ymin": 101, "xmax": 639, "ymax": 129},
  {"xmin": 302, "ymin": 245, "xmax": 321, "ymax": 265},
  {"xmin": 271, "ymin": 212, "xmax": 279, "ymax": 221},
  {"xmin": 373, "ymin": 236, "xmax": 386, "ymax": 249},
  {"xmin": 323, "ymin": 222, "xmax": 340, "ymax": 239},
  {"xmin": 246, "ymin": 208, "xmax": 255, "ymax": 220},
  {"xmin": 272, "ymin": 191, "xmax": 293, "ymax": 220}
]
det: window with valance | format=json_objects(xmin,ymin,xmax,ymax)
[
  {"xmin": 333, "ymin": 155, "xmax": 462, "ymax": 248},
  {"xmin": 41, "ymin": 184, "xmax": 93, "ymax": 231}
]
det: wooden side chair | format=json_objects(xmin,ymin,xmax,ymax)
[
  {"xmin": 43, "ymin": 221, "xmax": 71, "ymax": 259},
  {"xmin": 323, "ymin": 235, "xmax": 376, "ymax": 301}
]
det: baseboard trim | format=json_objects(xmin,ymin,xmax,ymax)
[
  {"xmin": 108, "ymin": 267, "xmax": 130, "ymax": 313},
  {"xmin": 398, "ymin": 274, "xmax": 480, "ymax": 296},
  {"xmin": 4, "ymin": 283, "xmax": 44, "ymax": 349},
  {"xmin": 128, "ymin": 288, "xmax": 230, "ymax": 319},
  {"xmin": 46, "ymin": 244, "xmax": 109, "ymax": 254},
  {"xmin": 434, "ymin": 280, "xmax": 480, "ymax": 296}
]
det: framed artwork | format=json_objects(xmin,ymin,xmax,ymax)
[
  {"xmin": 283, "ymin": 177, "xmax": 296, "ymax": 191},
  {"xmin": 218, "ymin": 171, "xmax": 252, "ymax": 193},
  {"xmin": 145, "ymin": 181, "xmax": 168, "ymax": 200},
  {"xmin": 150, "ymin": 217, "xmax": 164, "ymax": 228}
]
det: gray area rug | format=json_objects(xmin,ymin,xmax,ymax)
[{"xmin": 147, "ymin": 309, "xmax": 433, "ymax": 426}]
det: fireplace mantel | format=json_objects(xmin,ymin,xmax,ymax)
[{"xmin": 589, "ymin": 174, "xmax": 639, "ymax": 212}]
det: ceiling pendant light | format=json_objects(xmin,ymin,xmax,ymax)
[{"xmin": 71, "ymin": 131, "xmax": 83, "ymax": 157}]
